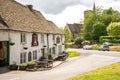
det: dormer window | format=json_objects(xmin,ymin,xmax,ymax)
[{"xmin": 31, "ymin": 33, "xmax": 38, "ymax": 46}]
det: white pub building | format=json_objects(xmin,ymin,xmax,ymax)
[{"xmin": 0, "ymin": 0, "xmax": 65, "ymax": 67}]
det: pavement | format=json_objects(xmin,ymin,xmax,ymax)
[{"xmin": 0, "ymin": 49, "xmax": 120, "ymax": 80}]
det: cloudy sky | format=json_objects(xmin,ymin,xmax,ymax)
[{"xmin": 16, "ymin": 0, "xmax": 120, "ymax": 27}]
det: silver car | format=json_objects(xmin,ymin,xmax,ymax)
[{"xmin": 83, "ymin": 45, "xmax": 92, "ymax": 50}]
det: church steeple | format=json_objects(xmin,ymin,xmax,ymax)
[{"xmin": 93, "ymin": 2, "xmax": 96, "ymax": 11}]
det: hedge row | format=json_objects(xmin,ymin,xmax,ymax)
[{"xmin": 100, "ymin": 36, "xmax": 120, "ymax": 43}]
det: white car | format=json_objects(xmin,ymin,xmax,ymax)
[{"xmin": 83, "ymin": 45, "xmax": 92, "ymax": 50}]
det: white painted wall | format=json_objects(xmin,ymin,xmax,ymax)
[
  {"xmin": 0, "ymin": 30, "xmax": 9, "ymax": 41},
  {"xmin": 0, "ymin": 30, "xmax": 65, "ymax": 65}
]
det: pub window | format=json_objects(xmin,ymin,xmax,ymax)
[
  {"xmin": 20, "ymin": 52, "xmax": 26, "ymax": 64},
  {"xmin": 53, "ymin": 35, "xmax": 55, "ymax": 41},
  {"xmin": 41, "ymin": 34, "xmax": 44, "ymax": 43},
  {"xmin": 21, "ymin": 33, "xmax": 26, "ymax": 43},
  {"xmin": 28, "ymin": 52, "xmax": 32, "ymax": 61},
  {"xmin": 33, "ymin": 50, "xmax": 37, "ymax": 60},
  {"xmin": 41, "ymin": 48, "xmax": 45, "ymax": 57},
  {"xmin": 31, "ymin": 33, "xmax": 38, "ymax": 46},
  {"xmin": 52, "ymin": 47, "xmax": 56, "ymax": 54}
]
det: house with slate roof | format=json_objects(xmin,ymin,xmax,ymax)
[
  {"xmin": 0, "ymin": 0, "xmax": 65, "ymax": 66},
  {"xmin": 64, "ymin": 23, "xmax": 83, "ymax": 41}
]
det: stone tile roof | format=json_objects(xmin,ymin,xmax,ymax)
[
  {"xmin": 0, "ymin": 0, "xmax": 63, "ymax": 34},
  {"xmin": 0, "ymin": 23, "xmax": 4, "ymax": 29},
  {"xmin": 67, "ymin": 23, "xmax": 83, "ymax": 34},
  {"xmin": 47, "ymin": 20, "xmax": 63, "ymax": 34}
]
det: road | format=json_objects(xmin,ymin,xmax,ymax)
[{"xmin": 0, "ymin": 49, "xmax": 120, "ymax": 80}]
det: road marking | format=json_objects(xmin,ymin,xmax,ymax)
[{"xmin": 9, "ymin": 77, "xmax": 20, "ymax": 80}]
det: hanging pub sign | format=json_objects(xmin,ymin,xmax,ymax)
[
  {"xmin": 56, "ymin": 36, "xmax": 60, "ymax": 44},
  {"xmin": 31, "ymin": 33, "xmax": 38, "ymax": 46}
]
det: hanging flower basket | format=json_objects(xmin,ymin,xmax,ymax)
[
  {"xmin": 9, "ymin": 42, "xmax": 15, "ymax": 46},
  {"xmin": 24, "ymin": 47, "xmax": 28, "ymax": 50},
  {"xmin": 54, "ymin": 43, "xmax": 57, "ymax": 46},
  {"xmin": 43, "ymin": 45, "xmax": 46, "ymax": 47}
]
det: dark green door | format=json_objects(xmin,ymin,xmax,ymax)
[{"xmin": 0, "ymin": 41, "xmax": 9, "ymax": 67}]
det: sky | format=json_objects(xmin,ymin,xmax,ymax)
[{"xmin": 16, "ymin": 0, "xmax": 120, "ymax": 27}]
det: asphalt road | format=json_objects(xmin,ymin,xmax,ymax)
[{"xmin": 0, "ymin": 49, "xmax": 120, "ymax": 80}]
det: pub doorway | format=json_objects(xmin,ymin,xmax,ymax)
[{"xmin": 0, "ymin": 41, "xmax": 9, "ymax": 67}]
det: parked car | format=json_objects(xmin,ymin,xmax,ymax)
[
  {"xmin": 83, "ymin": 45, "xmax": 92, "ymax": 50},
  {"xmin": 99, "ymin": 42, "xmax": 113, "ymax": 51}
]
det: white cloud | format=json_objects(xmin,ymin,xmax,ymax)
[
  {"xmin": 16, "ymin": 0, "xmax": 93, "ymax": 14},
  {"xmin": 16, "ymin": 0, "xmax": 120, "ymax": 27},
  {"xmin": 43, "ymin": 5, "xmax": 88, "ymax": 27}
]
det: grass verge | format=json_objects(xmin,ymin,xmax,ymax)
[
  {"xmin": 109, "ymin": 46, "xmax": 120, "ymax": 51},
  {"xmin": 68, "ymin": 51, "xmax": 80, "ymax": 58},
  {"xmin": 68, "ymin": 62, "xmax": 120, "ymax": 80}
]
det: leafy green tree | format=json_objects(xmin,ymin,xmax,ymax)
[
  {"xmin": 74, "ymin": 37, "xmax": 83, "ymax": 47},
  {"xmin": 107, "ymin": 22, "xmax": 120, "ymax": 37},
  {"xmin": 83, "ymin": 7, "xmax": 120, "ymax": 41},
  {"xmin": 64, "ymin": 29, "xmax": 72, "ymax": 42},
  {"xmin": 83, "ymin": 7, "xmax": 102, "ymax": 40},
  {"xmin": 92, "ymin": 22, "xmax": 106, "ymax": 41}
]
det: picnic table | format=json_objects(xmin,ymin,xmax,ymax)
[
  {"xmin": 57, "ymin": 51, "xmax": 68, "ymax": 61},
  {"xmin": 36, "ymin": 59, "xmax": 53, "ymax": 70}
]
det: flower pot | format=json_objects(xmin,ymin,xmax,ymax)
[{"xmin": 9, "ymin": 65, "xmax": 18, "ymax": 70}]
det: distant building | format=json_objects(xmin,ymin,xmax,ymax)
[
  {"xmin": 64, "ymin": 23, "xmax": 83, "ymax": 41},
  {"xmin": 0, "ymin": 0, "xmax": 65, "ymax": 66}
]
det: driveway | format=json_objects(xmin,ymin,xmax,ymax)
[{"xmin": 0, "ymin": 49, "xmax": 120, "ymax": 80}]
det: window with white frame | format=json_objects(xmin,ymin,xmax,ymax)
[
  {"xmin": 53, "ymin": 35, "xmax": 55, "ymax": 42},
  {"xmin": 21, "ymin": 33, "xmax": 26, "ymax": 43},
  {"xmin": 52, "ymin": 47, "xmax": 56, "ymax": 54},
  {"xmin": 20, "ymin": 52, "xmax": 26, "ymax": 64},
  {"xmin": 41, "ymin": 34, "xmax": 44, "ymax": 44},
  {"xmin": 28, "ymin": 52, "xmax": 32, "ymax": 61},
  {"xmin": 33, "ymin": 50, "xmax": 37, "ymax": 60}
]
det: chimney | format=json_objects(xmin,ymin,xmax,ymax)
[{"xmin": 27, "ymin": 5, "xmax": 33, "ymax": 11}]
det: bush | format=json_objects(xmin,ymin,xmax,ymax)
[
  {"xmin": 27, "ymin": 61, "xmax": 36, "ymax": 65},
  {"xmin": 74, "ymin": 37, "xmax": 83, "ymax": 48},
  {"xmin": 91, "ymin": 44, "xmax": 100, "ymax": 50},
  {"xmin": 19, "ymin": 63, "xmax": 27, "ymax": 66},
  {"xmin": 100, "ymin": 36, "xmax": 120, "ymax": 43},
  {"xmin": 107, "ymin": 22, "xmax": 120, "ymax": 36},
  {"xmin": 67, "ymin": 51, "xmax": 80, "ymax": 58}
]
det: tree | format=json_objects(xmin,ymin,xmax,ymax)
[
  {"xmin": 74, "ymin": 37, "xmax": 83, "ymax": 47},
  {"xmin": 107, "ymin": 22, "xmax": 120, "ymax": 37},
  {"xmin": 64, "ymin": 29, "xmax": 72, "ymax": 42},
  {"xmin": 83, "ymin": 7, "xmax": 120, "ymax": 41},
  {"xmin": 83, "ymin": 7, "xmax": 102, "ymax": 40},
  {"xmin": 92, "ymin": 22, "xmax": 106, "ymax": 41}
]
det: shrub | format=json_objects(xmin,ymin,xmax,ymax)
[
  {"xmin": 27, "ymin": 61, "xmax": 36, "ymax": 65},
  {"xmin": 19, "ymin": 63, "xmax": 27, "ymax": 66},
  {"xmin": 74, "ymin": 37, "xmax": 83, "ymax": 48},
  {"xmin": 100, "ymin": 36, "xmax": 120, "ymax": 43},
  {"xmin": 107, "ymin": 22, "xmax": 120, "ymax": 36},
  {"xmin": 91, "ymin": 44, "xmax": 100, "ymax": 50}
]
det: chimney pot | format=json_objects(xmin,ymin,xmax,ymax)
[{"xmin": 27, "ymin": 5, "xmax": 33, "ymax": 10}]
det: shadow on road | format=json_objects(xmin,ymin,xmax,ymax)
[{"xmin": 0, "ymin": 67, "xmax": 10, "ymax": 74}]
